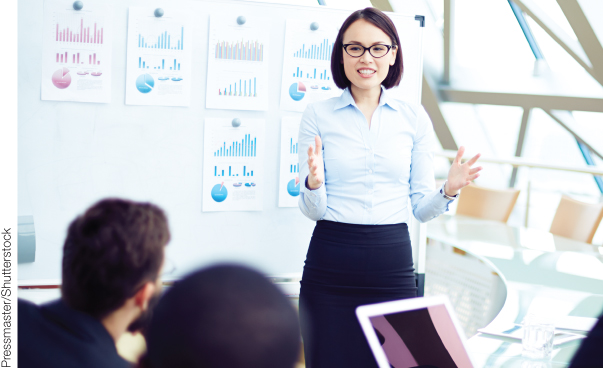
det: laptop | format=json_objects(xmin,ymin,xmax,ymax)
[{"xmin": 356, "ymin": 295, "xmax": 475, "ymax": 368}]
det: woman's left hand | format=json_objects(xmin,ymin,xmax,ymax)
[{"xmin": 445, "ymin": 146, "xmax": 482, "ymax": 196}]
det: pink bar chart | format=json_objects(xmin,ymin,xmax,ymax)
[
  {"xmin": 55, "ymin": 52, "xmax": 100, "ymax": 65},
  {"xmin": 215, "ymin": 39, "xmax": 263, "ymax": 61},
  {"xmin": 55, "ymin": 18, "xmax": 104, "ymax": 44}
]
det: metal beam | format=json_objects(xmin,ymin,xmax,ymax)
[
  {"xmin": 436, "ymin": 149, "xmax": 603, "ymax": 175},
  {"xmin": 509, "ymin": 107, "xmax": 531, "ymax": 187},
  {"xmin": 440, "ymin": 87, "xmax": 603, "ymax": 113},
  {"xmin": 422, "ymin": 75, "xmax": 457, "ymax": 151},
  {"xmin": 443, "ymin": 0, "xmax": 454, "ymax": 84},
  {"xmin": 369, "ymin": 0, "xmax": 393, "ymax": 12},
  {"xmin": 508, "ymin": 1, "xmax": 544, "ymax": 60},
  {"xmin": 545, "ymin": 110, "xmax": 603, "ymax": 161},
  {"xmin": 512, "ymin": 0, "xmax": 598, "ymax": 83},
  {"xmin": 576, "ymin": 141, "xmax": 603, "ymax": 193},
  {"xmin": 556, "ymin": 0, "xmax": 603, "ymax": 85}
]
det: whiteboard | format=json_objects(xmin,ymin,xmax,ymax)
[{"xmin": 18, "ymin": 0, "xmax": 425, "ymax": 281}]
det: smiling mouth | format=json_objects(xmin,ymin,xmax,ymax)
[{"xmin": 358, "ymin": 69, "xmax": 376, "ymax": 75}]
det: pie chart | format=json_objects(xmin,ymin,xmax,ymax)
[
  {"xmin": 52, "ymin": 67, "xmax": 71, "ymax": 89},
  {"xmin": 289, "ymin": 82, "xmax": 306, "ymax": 101},
  {"xmin": 136, "ymin": 74, "xmax": 154, "ymax": 93},
  {"xmin": 211, "ymin": 183, "xmax": 228, "ymax": 202},
  {"xmin": 287, "ymin": 177, "xmax": 300, "ymax": 197}
]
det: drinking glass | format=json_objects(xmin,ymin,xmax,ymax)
[{"xmin": 522, "ymin": 314, "xmax": 555, "ymax": 359}]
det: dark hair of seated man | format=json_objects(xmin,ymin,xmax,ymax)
[
  {"xmin": 18, "ymin": 198, "xmax": 170, "ymax": 368},
  {"xmin": 61, "ymin": 198, "xmax": 169, "ymax": 321},
  {"xmin": 140, "ymin": 264, "xmax": 301, "ymax": 368}
]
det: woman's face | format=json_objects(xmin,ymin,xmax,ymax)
[{"xmin": 342, "ymin": 19, "xmax": 397, "ymax": 93}]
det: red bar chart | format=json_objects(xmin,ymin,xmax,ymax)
[
  {"xmin": 55, "ymin": 52, "xmax": 100, "ymax": 65},
  {"xmin": 55, "ymin": 18, "xmax": 104, "ymax": 44},
  {"xmin": 42, "ymin": 1, "xmax": 113, "ymax": 103}
]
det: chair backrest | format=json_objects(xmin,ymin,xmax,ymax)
[
  {"xmin": 549, "ymin": 196, "xmax": 603, "ymax": 244},
  {"xmin": 456, "ymin": 184, "xmax": 520, "ymax": 223}
]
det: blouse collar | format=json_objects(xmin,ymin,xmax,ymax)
[{"xmin": 333, "ymin": 85, "xmax": 398, "ymax": 111}]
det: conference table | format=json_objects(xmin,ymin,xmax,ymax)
[{"xmin": 427, "ymin": 214, "xmax": 603, "ymax": 368}]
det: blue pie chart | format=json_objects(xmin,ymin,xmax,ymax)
[
  {"xmin": 211, "ymin": 184, "xmax": 228, "ymax": 202},
  {"xmin": 287, "ymin": 178, "xmax": 300, "ymax": 197},
  {"xmin": 289, "ymin": 82, "xmax": 306, "ymax": 101},
  {"xmin": 136, "ymin": 74, "xmax": 154, "ymax": 93}
]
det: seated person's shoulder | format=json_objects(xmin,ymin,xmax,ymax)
[
  {"xmin": 18, "ymin": 298, "xmax": 42, "ymax": 323},
  {"xmin": 570, "ymin": 315, "xmax": 603, "ymax": 368},
  {"xmin": 18, "ymin": 298, "xmax": 37, "ymax": 311},
  {"xmin": 19, "ymin": 298, "xmax": 133, "ymax": 368}
]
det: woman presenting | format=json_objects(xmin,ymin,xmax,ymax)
[{"xmin": 297, "ymin": 7, "xmax": 482, "ymax": 368}]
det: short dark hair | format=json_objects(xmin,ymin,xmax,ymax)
[
  {"xmin": 142, "ymin": 264, "xmax": 301, "ymax": 368},
  {"xmin": 61, "ymin": 198, "xmax": 170, "ymax": 319},
  {"xmin": 331, "ymin": 7, "xmax": 403, "ymax": 90}
]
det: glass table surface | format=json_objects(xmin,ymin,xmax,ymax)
[{"xmin": 426, "ymin": 215, "xmax": 603, "ymax": 368}]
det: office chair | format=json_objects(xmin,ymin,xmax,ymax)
[
  {"xmin": 456, "ymin": 184, "xmax": 520, "ymax": 223},
  {"xmin": 549, "ymin": 196, "xmax": 603, "ymax": 244}
]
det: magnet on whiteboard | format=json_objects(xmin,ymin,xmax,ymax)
[
  {"xmin": 154, "ymin": 8, "xmax": 164, "ymax": 17},
  {"xmin": 310, "ymin": 22, "xmax": 319, "ymax": 31},
  {"xmin": 232, "ymin": 118, "xmax": 241, "ymax": 127},
  {"xmin": 73, "ymin": 1, "xmax": 83, "ymax": 10},
  {"xmin": 237, "ymin": 16, "xmax": 246, "ymax": 25}
]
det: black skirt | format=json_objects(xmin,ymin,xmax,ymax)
[{"xmin": 299, "ymin": 220, "xmax": 417, "ymax": 368}]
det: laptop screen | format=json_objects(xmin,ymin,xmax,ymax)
[{"xmin": 367, "ymin": 304, "xmax": 473, "ymax": 368}]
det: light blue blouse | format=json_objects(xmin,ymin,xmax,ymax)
[{"xmin": 298, "ymin": 87, "xmax": 452, "ymax": 224}]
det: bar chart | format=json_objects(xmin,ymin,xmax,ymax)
[
  {"xmin": 126, "ymin": 8, "xmax": 192, "ymax": 106},
  {"xmin": 203, "ymin": 118, "xmax": 265, "ymax": 211},
  {"xmin": 289, "ymin": 138, "xmax": 298, "ymax": 154},
  {"xmin": 42, "ymin": 2, "xmax": 113, "ymax": 103},
  {"xmin": 293, "ymin": 67, "xmax": 330, "ymax": 80},
  {"xmin": 213, "ymin": 133, "xmax": 257, "ymax": 157},
  {"xmin": 218, "ymin": 78, "xmax": 257, "ymax": 97},
  {"xmin": 55, "ymin": 17, "xmax": 105, "ymax": 45},
  {"xmin": 280, "ymin": 20, "xmax": 339, "ymax": 112},
  {"xmin": 278, "ymin": 117, "xmax": 302, "ymax": 207},
  {"xmin": 138, "ymin": 57, "xmax": 181, "ymax": 70},
  {"xmin": 293, "ymin": 38, "xmax": 333, "ymax": 60},
  {"xmin": 55, "ymin": 51, "xmax": 101, "ymax": 65},
  {"xmin": 137, "ymin": 27, "xmax": 184, "ymax": 50},
  {"xmin": 213, "ymin": 165, "xmax": 255, "ymax": 177},
  {"xmin": 215, "ymin": 39, "xmax": 263, "ymax": 61}
]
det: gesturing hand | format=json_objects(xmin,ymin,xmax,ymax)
[
  {"xmin": 307, "ymin": 135, "xmax": 325, "ymax": 190},
  {"xmin": 446, "ymin": 146, "xmax": 482, "ymax": 196}
]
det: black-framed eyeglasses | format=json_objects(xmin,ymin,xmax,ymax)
[{"xmin": 343, "ymin": 44, "xmax": 395, "ymax": 58}]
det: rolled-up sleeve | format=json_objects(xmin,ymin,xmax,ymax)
[
  {"xmin": 298, "ymin": 104, "xmax": 327, "ymax": 221},
  {"xmin": 409, "ymin": 106, "xmax": 453, "ymax": 222}
]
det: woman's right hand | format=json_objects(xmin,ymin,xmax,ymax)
[{"xmin": 306, "ymin": 135, "xmax": 325, "ymax": 190}]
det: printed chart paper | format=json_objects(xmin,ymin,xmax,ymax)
[
  {"xmin": 41, "ymin": 0, "xmax": 113, "ymax": 103},
  {"xmin": 203, "ymin": 118, "xmax": 265, "ymax": 212},
  {"xmin": 280, "ymin": 19, "xmax": 341, "ymax": 112},
  {"xmin": 278, "ymin": 117, "xmax": 302, "ymax": 207},
  {"xmin": 125, "ymin": 7, "xmax": 192, "ymax": 106},
  {"xmin": 205, "ymin": 15, "xmax": 270, "ymax": 111}
]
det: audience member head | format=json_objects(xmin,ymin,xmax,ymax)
[
  {"xmin": 61, "ymin": 198, "xmax": 170, "ymax": 328},
  {"xmin": 142, "ymin": 264, "xmax": 301, "ymax": 368}
]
